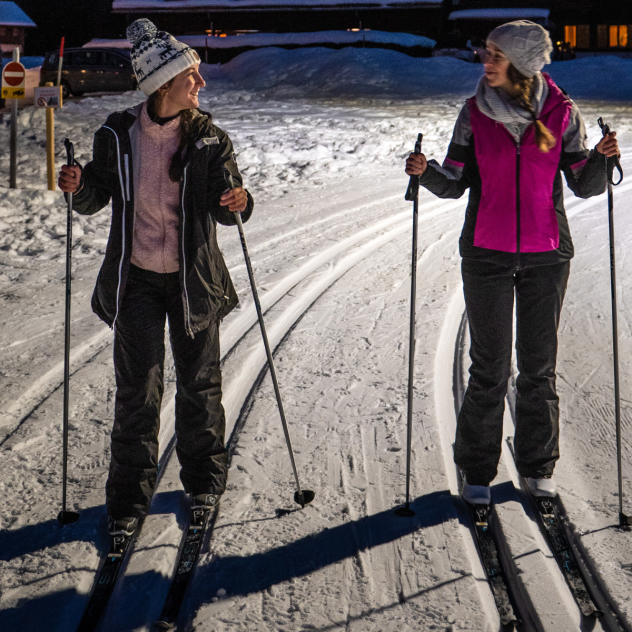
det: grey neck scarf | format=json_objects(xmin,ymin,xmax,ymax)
[{"xmin": 475, "ymin": 73, "xmax": 549, "ymax": 140}]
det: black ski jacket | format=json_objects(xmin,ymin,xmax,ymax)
[{"xmin": 71, "ymin": 103, "xmax": 254, "ymax": 337}]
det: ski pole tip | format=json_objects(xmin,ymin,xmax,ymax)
[
  {"xmin": 294, "ymin": 490, "xmax": 315, "ymax": 508},
  {"xmin": 57, "ymin": 510, "xmax": 80, "ymax": 526},
  {"xmin": 394, "ymin": 505, "xmax": 415, "ymax": 518}
]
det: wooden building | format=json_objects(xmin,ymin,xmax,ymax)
[
  {"xmin": 0, "ymin": 1, "xmax": 35, "ymax": 56},
  {"xmin": 444, "ymin": 1, "xmax": 632, "ymax": 54},
  {"xmin": 111, "ymin": 0, "xmax": 446, "ymax": 41}
]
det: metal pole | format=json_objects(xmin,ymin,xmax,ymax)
[
  {"xmin": 226, "ymin": 171, "xmax": 314, "ymax": 509},
  {"xmin": 598, "ymin": 117, "xmax": 630, "ymax": 529},
  {"xmin": 57, "ymin": 138, "xmax": 80, "ymax": 526},
  {"xmin": 9, "ymin": 47, "xmax": 18, "ymax": 189},
  {"xmin": 396, "ymin": 133, "xmax": 423, "ymax": 518}
]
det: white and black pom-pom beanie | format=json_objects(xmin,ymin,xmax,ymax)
[
  {"xmin": 487, "ymin": 20, "xmax": 553, "ymax": 78},
  {"xmin": 127, "ymin": 18, "xmax": 200, "ymax": 96}
]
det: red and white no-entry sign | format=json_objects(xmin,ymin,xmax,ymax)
[
  {"xmin": 2, "ymin": 61, "xmax": 25, "ymax": 87},
  {"xmin": 2, "ymin": 61, "xmax": 26, "ymax": 99}
]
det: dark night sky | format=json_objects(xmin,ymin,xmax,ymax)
[{"xmin": 14, "ymin": 0, "xmax": 126, "ymax": 55}]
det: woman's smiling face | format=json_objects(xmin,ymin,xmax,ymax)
[
  {"xmin": 160, "ymin": 63, "xmax": 206, "ymax": 116},
  {"xmin": 483, "ymin": 42, "xmax": 511, "ymax": 88}
]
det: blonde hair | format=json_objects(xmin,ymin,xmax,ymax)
[{"xmin": 507, "ymin": 64, "xmax": 556, "ymax": 153}]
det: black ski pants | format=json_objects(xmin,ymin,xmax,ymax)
[
  {"xmin": 106, "ymin": 264, "xmax": 229, "ymax": 520},
  {"xmin": 454, "ymin": 259, "xmax": 570, "ymax": 486}
]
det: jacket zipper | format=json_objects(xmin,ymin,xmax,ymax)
[
  {"xmin": 181, "ymin": 166, "xmax": 193, "ymax": 337},
  {"xmin": 102, "ymin": 125, "xmax": 127, "ymax": 329},
  {"xmin": 515, "ymin": 140, "xmax": 521, "ymax": 270},
  {"xmin": 124, "ymin": 153, "xmax": 131, "ymax": 202}
]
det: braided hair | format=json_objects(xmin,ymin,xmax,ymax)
[
  {"xmin": 146, "ymin": 79, "xmax": 199, "ymax": 182},
  {"xmin": 507, "ymin": 64, "xmax": 556, "ymax": 153}
]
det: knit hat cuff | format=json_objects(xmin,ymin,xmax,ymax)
[{"xmin": 137, "ymin": 48, "xmax": 200, "ymax": 96}]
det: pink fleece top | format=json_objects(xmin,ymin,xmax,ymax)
[{"xmin": 130, "ymin": 103, "xmax": 181, "ymax": 273}]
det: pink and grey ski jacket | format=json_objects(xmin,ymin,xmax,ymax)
[{"xmin": 419, "ymin": 74, "xmax": 610, "ymax": 268}]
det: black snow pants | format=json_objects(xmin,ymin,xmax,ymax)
[
  {"xmin": 106, "ymin": 264, "xmax": 229, "ymax": 520},
  {"xmin": 454, "ymin": 259, "xmax": 570, "ymax": 486}
]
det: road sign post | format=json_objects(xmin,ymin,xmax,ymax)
[
  {"xmin": 2, "ymin": 48, "xmax": 24, "ymax": 189},
  {"xmin": 35, "ymin": 84, "xmax": 62, "ymax": 191}
]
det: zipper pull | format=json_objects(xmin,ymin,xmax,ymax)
[{"xmin": 517, "ymin": 141, "xmax": 521, "ymax": 154}]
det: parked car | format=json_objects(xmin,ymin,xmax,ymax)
[{"xmin": 39, "ymin": 47, "xmax": 136, "ymax": 98}]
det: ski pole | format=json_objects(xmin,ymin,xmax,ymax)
[
  {"xmin": 224, "ymin": 170, "xmax": 315, "ymax": 509},
  {"xmin": 396, "ymin": 132, "xmax": 423, "ymax": 519},
  {"xmin": 597, "ymin": 118, "xmax": 629, "ymax": 529},
  {"xmin": 58, "ymin": 138, "xmax": 80, "ymax": 526}
]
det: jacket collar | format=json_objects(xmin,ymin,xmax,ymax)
[{"xmin": 539, "ymin": 73, "xmax": 571, "ymax": 118}]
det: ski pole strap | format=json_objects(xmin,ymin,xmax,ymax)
[
  {"xmin": 597, "ymin": 117, "xmax": 623, "ymax": 186},
  {"xmin": 405, "ymin": 133, "xmax": 423, "ymax": 201}
]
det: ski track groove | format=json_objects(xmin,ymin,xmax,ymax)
[{"xmin": 85, "ymin": 194, "xmax": 465, "ymax": 631}]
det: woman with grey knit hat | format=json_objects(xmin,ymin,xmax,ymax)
[
  {"xmin": 406, "ymin": 20, "xmax": 620, "ymax": 505},
  {"xmin": 58, "ymin": 18, "xmax": 254, "ymax": 536}
]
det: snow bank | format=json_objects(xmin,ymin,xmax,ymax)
[
  {"xmin": 202, "ymin": 48, "xmax": 481, "ymax": 98},
  {"xmin": 202, "ymin": 47, "xmax": 632, "ymax": 101}
]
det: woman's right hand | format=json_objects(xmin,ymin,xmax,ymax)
[
  {"xmin": 58, "ymin": 165, "xmax": 82, "ymax": 193},
  {"xmin": 405, "ymin": 152, "xmax": 428, "ymax": 177}
]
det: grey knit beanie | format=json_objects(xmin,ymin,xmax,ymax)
[
  {"xmin": 487, "ymin": 20, "xmax": 553, "ymax": 78},
  {"xmin": 126, "ymin": 18, "xmax": 200, "ymax": 96}
]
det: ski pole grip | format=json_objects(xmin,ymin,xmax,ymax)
[
  {"xmin": 405, "ymin": 133, "xmax": 423, "ymax": 201},
  {"xmin": 223, "ymin": 168, "xmax": 235, "ymax": 190},
  {"xmin": 598, "ymin": 117, "xmax": 623, "ymax": 186},
  {"xmin": 64, "ymin": 138, "xmax": 74, "ymax": 168}
]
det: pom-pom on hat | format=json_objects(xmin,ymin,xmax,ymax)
[
  {"xmin": 487, "ymin": 20, "xmax": 553, "ymax": 78},
  {"xmin": 126, "ymin": 18, "xmax": 200, "ymax": 96}
]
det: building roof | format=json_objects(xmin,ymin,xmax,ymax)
[
  {"xmin": 448, "ymin": 8, "xmax": 550, "ymax": 20},
  {"xmin": 85, "ymin": 30, "xmax": 436, "ymax": 49},
  {"xmin": 113, "ymin": 0, "xmax": 442, "ymax": 12},
  {"xmin": 0, "ymin": 1, "xmax": 36, "ymax": 27}
]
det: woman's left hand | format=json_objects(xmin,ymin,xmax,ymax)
[
  {"xmin": 596, "ymin": 131, "xmax": 620, "ymax": 158},
  {"xmin": 220, "ymin": 187, "xmax": 248, "ymax": 213}
]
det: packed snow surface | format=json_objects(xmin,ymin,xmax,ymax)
[{"xmin": 0, "ymin": 49, "xmax": 632, "ymax": 631}]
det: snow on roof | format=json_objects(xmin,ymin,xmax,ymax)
[
  {"xmin": 84, "ymin": 39, "xmax": 132, "ymax": 49},
  {"xmin": 84, "ymin": 30, "xmax": 435, "ymax": 50},
  {"xmin": 0, "ymin": 1, "xmax": 36, "ymax": 27},
  {"xmin": 180, "ymin": 30, "xmax": 435, "ymax": 49},
  {"xmin": 449, "ymin": 8, "xmax": 550, "ymax": 20},
  {"xmin": 113, "ymin": 0, "xmax": 441, "ymax": 11}
]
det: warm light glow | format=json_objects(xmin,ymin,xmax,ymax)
[
  {"xmin": 610, "ymin": 25, "xmax": 619, "ymax": 47},
  {"xmin": 564, "ymin": 26, "xmax": 576, "ymax": 48},
  {"xmin": 609, "ymin": 25, "xmax": 629, "ymax": 47},
  {"xmin": 620, "ymin": 25, "xmax": 628, "ymax": 47},
  {"xmin": 219, "ymin": 33, "xmax": 227, "ymax": 37}
]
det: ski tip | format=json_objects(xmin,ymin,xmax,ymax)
[
  {"xmin": 57, "ymin": 510, "xmax": 80, "ymax": 526},
  {"xmin": 154, "ymin": 621, "xmax": 176, "ymax": 630},
  {"xmin": 294, "ymin": 490, "xmax": 315, "ymax": 508}
]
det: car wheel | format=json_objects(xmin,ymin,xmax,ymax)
[
  {"xmin": 73, "ymin": 90, "xmax": 85, "ymax": 97},
  {"xmin": 61, "ymin": 81, "xmax": 71, "ymax": 100}
]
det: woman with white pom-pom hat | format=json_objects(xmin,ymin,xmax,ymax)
[{"xmin": 58, "ymin": 18, "xmax": 254, "ymax": 537}]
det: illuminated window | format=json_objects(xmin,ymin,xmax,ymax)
[
  {"xmin": 564, "ymin": 25, "xmax": 576, "ymax": 48},
  {"xmin": 609, "ymin": 25, "xmax": 628, "ymax": 47}
]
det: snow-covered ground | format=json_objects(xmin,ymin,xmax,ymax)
[{"xmin": 1, "ymin": 49, "xmax": 632, "ymax": 631}]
